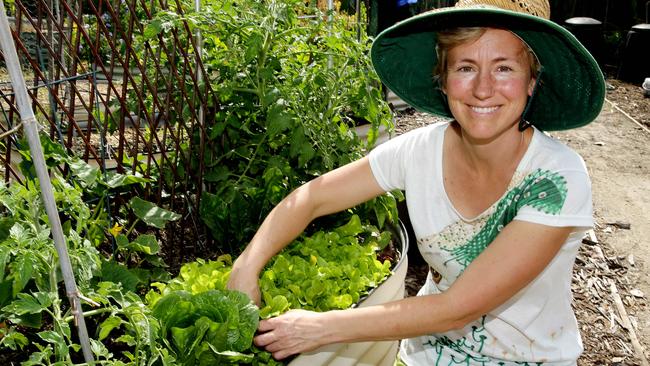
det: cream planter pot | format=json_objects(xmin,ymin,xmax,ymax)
[{"xmin": 289, "ymin": 222, "xmax": 410, "ymax": 366}]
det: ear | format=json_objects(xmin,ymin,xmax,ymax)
[
  {"xmin": 528, "ymin": 77, "xmax": 536, "ymax": 97},
  {"xmin": 436, "ymin": 76, "xmax": 447, "ymax": 95}
]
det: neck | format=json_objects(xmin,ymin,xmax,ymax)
[{"xmin": 451, "ymin": 122, "xmax": 531, "ymax": 174}]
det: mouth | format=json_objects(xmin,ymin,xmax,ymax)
[{"xmin": 470, "ymin": 105, "xmax": 500, "ymax": 114}]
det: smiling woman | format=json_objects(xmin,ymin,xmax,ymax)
[
  {"xmin": 227, "ymin": 0, "xmax": 607, "ymax": 364},
  {"xmin": 442, "ymin": 29, "xmax": 535, "ymax": 143}
]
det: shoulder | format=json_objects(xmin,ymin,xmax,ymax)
[
  {"xmin": 377, "ymin": 121, "xmax": 448, "ymax": 152},
  {"xmin": 528, "ymin": 129, "xmax": 588, "ymax": 174}
]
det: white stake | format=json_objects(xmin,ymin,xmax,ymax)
[{"xmin": 0, "ymin": 2, "xmax": 94, "ymax": 363}]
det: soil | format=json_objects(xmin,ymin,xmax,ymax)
[{"xmin": 395, "ymin": 76, "xmax": 650, "ymax": 365}]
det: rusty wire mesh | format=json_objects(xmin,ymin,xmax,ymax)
[{"xmin": 0, "ymin": 0, "xmax": 215, "ymax": 248}]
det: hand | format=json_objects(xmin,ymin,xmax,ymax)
[
  {"xmin": 226, "ymin": 266, "xmax": 262, "ymax": 306},
  {"xmin": 254, "ymin": 309, "xmax": 332, "ymax": 360}
]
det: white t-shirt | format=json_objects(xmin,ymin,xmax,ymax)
[{"xmin": 368, "ymin": 122, "xmax": 592, "ymax": 365}]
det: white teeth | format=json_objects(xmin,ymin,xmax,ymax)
[{"xmin": 471, "ymin": 106, "xmax": 499, "ymax": 114}]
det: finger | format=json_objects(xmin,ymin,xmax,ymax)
[
  {"xmin": 272, "ymin": 347, "xmax": 298, "ymax": 360},
  {"xmin": 254, "ymin": 330, "xmax": 276, "ymax": 347},
  {"xmin": 261, "ymin": 338, "xmax": 302, "ymax": 360},
  {"xmin": 257, "ymin": 318, "xmax": 277, "ymax": 332}
]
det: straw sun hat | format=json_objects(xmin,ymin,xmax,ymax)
[{"xmin": 371, "ymin": 0, "xmax": 606, "ymax": 131}]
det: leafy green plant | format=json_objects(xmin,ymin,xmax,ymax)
[
  {"xmin": 258, "ymin": 214, "xmax": 392, "ymax": 317},
  {"xmin": 140, "ymin": 0, "xmax": 397, "ymax": 252},
  {"xmin": 144, "ymin": 215, "xmax": 394, "ymax": 364},
  {"xmin": 0, "ymin": 177, "xmax": 102, "ymax": 363},
  {"xmin": 151, "ymin": 289, "xmax": 259, "ymax": 365},
  {"xmin": 0, "ymin": 134, "xmax": 183, "ymax": 364},
  {"xmin": 147, "ymin": 215, "xmax": 393, "ymax": 317}
]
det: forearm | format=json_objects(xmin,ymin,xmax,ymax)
[
  {"xmin": 325, "ymin": 294, "xmax": 464, "ymax": 344},
  {"xmin": 325, "ymin": 222, "xmax": 575, "ymax": 345},
  {"xmin": 232, "ymin": 157, "xmax": 384, "ymax": 276},
  {"xmin": 233, "ymin": 185, "xmax": 318, "ymax": 275}
]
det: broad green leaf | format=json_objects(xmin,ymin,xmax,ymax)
[
  {"xmin": 1, "ymin": 293, "xmax": 47, "ymax": 316},
  {"xmin": 335, "ymin": 214, "xmax": 363, "ymax": 237},
  {"xmin": 10, "ymin": 255, "xmax": 34, "ymax": 296},
  {"xmin": 90, "ymin": 338, "xmax": 111, "ymax": 359},
  {"xmin": 259, "ymin": 295, "xmax": 289, "ymax": 319},
  {"xmin": 129, "ymin": 197, "xmax": 181, "ymax": 229},
  {"xmin": 266, "ymin": 101, "xmax": 293, "ymax": 138},
  {"xmin": 152, "ymin": 289, "xmax": 259, "ymax": 360},
  {"xmin": 144, "ymin": 19, "xmax": 163, "ymax": 39},
  {"xmin": 0, "ymin": 329, "xmax": 29, "ymax": 350},
  {"xmin": 37, "ymin": 329, "xmax": 64, "ymax": 344},
  {"xmin": 68, "ymin": 159, "xmax": 100, "ymax": 188},
  {"xmin": 98, "ymin": 316, "xmax": 124, "ymax": 340},
  {"xmin": 0, "ymin": 246, "xmax": 10, "ymax": 282},
  {"xmin": 32, "ymin": 292, "xmax": 53, "ymax": 309},
  {"xmin": 116, "ymin": 334, "xmax": 136, "ymax": 346},
  {"xmin": 101, "ymin": 260, "xmax": 141, "ymax": 292},
  {"xmin": 0, "ymin": 217, "xmax": 15, "ymax": 242},
  {"xmin": 128, "ymin": 234, "xmax": 160, "ymax": 255},
  {"xmin": 43, "ymin": 329, "xmax": 70, "ymax": 359},
  {"xmin": 104, "ymin": 171, "xmax": 149, "ymax": 189},
  {"xmin": 115, "ymin": 234, "xmax": 130, "ymax": 249}
]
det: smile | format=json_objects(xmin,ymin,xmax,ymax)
[{"xmin": 470, "ymin": 105, "xmax": 500, "ymax": 114}]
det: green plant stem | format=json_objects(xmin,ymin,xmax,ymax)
[
  {"xmin": 64, "ymin": 307, "xmax": 113, "ymax": 323},
  {"xmin": 49, "ymin": 298, "xmax": 74, "ymax": 364},
  {"xmin": 231, "ymin": 87, "xmax": 260, "ymax": 96},
  {"xmin": 90, "ymin": 195, "xmax": 105, "ymax": 221},
  {"xmin": 125, "ymin": 218, "xmax": 141, "ymax": 237},
  {"xmin": 233, "ymin": 134, "xmax": 267, "ymax": 186}
]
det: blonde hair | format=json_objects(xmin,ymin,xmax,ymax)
[{"xmin": 434, "ymin": 27, "xmax": 541, "ymax": 86}]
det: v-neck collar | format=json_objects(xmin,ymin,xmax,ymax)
[{"xmin": 436, "ymin": 123, "xmax": 538, "ymax": 223}]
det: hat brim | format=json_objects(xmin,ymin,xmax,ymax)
[{"xmin": 371, "ymin": 7, "xmax": 606, "ymax": 131}]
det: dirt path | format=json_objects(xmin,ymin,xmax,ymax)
[{"xmin": 552, "ymin": 101, "xmax": 650, "ymax": 362}]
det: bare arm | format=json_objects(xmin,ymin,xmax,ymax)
[
  {"xmin": 227, "ymin": 156, "xmax": 386, "ymax": 304},
  {"xmin": 255, "ymin": 220, "xmax": 574, "ymax": 359}
]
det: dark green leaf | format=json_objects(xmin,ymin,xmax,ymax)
[
  {"xmin": 129, "ymin": 197, "xmax": 181, "ymax": 229},
  {"xmin": 104, "ymin": 171, "xmax": 149, "ymax": 189},
  {"xmin": 10, "ymin": 254, "xmax": 34, "ymax": 296},
  {"xmin": 68, "ymin": 159, "xmax": 100, "ymax": 188},
  {"xmin": 101, "ymin": 260, "xmax": 141, "ymax": 292},
  {"xmin": 0, "ymin": 218, "xmax": 15, "ymax": 242},
  {"xmin": 128, "ymin": 234, "xmax": 160, "ymax": 255},
  {"xmin": 266, "ymin": 101, "xmax": 293, "ymax": 138}
]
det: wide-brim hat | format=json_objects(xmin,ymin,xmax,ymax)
[{"xmin": 371, "ymin": 0, "xmax": 606, "ymax": 131}]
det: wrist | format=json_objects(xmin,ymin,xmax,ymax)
[
  {"xmin": 323, "ymin": 310, "xmax": 349, "ymax": 344},
  {"xmin": 232, "ymin": 249, "xmax": 265, "ymax": 277}
]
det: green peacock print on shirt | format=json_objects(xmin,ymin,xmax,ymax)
[
  {"xmin": 441, "ymin": 169, "xmax": 568, "ymax": 268},
  {"xmin": 428, "ymin": 169, "xmax": 568, "ymax": 365}
]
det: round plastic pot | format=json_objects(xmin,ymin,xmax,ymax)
[{"xmin": 288, "ymin": 221, "xmax": 409, "ymax": 366}]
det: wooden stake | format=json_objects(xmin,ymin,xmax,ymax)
[{"xmin": 611, "ymin": 282, "xmax": 650, "ymax": 366}]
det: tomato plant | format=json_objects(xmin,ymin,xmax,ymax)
[{"xmin": 140, "ymin": 0, "xmax": 397, "ymax": 253}]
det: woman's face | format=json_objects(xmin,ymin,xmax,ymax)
[{"xmin": 443, "ymin": 28, "xmax": 536, "ymax": 142}]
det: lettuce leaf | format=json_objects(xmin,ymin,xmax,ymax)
[{"xmin": 152, "ymin": 289, "xmax": 259, "ymax": 364}]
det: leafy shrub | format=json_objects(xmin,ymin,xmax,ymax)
[{"xmin": 141, "ymin": 0, "xmax": 397, "ymax": 252}]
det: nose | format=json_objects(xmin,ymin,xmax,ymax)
[{"xmin": 472, "ymin": 70, "xmax": 494, "ymax": 100}]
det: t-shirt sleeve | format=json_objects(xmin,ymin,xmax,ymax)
[
  {"xmin": 368, "ymin": 132, "xmax": 409, "ymax": 191},
  {"xmin": 514, "ymin": 168, "xmax": 593, "ymax": 229}
]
